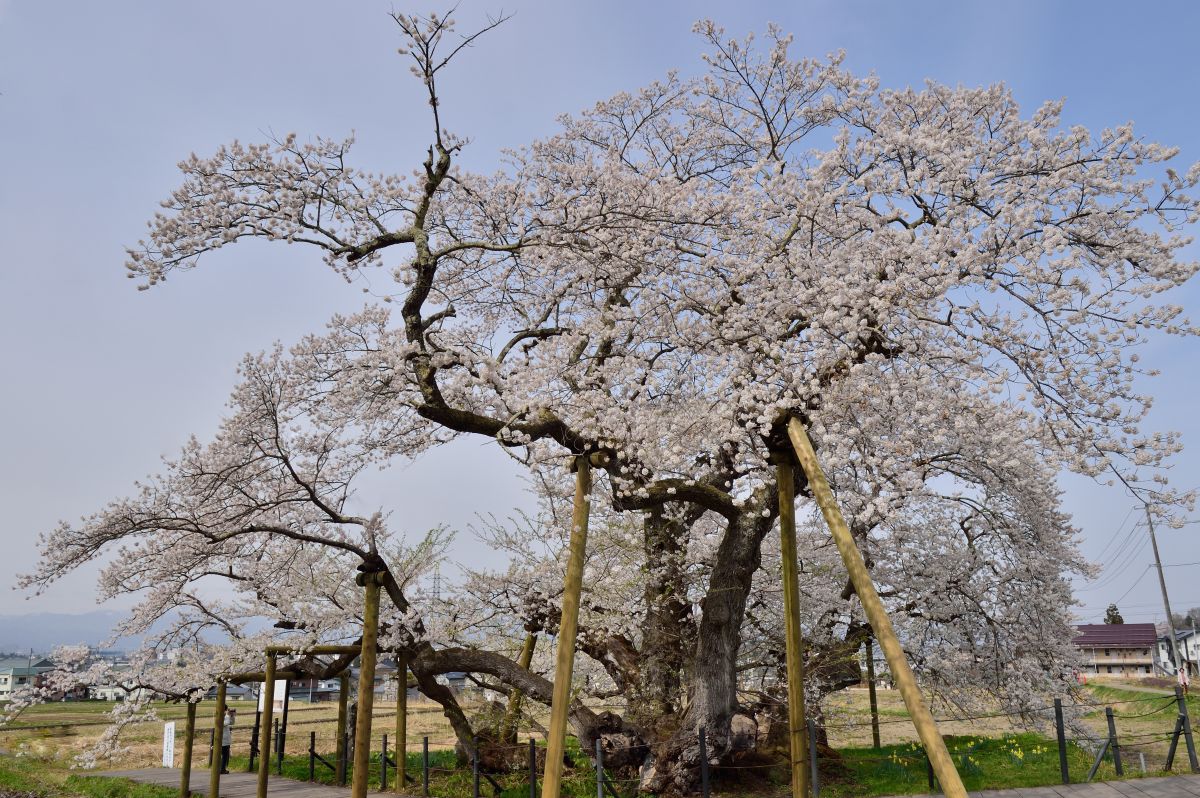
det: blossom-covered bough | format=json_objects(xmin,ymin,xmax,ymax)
[{"xmin": 19, "ymin": 10, "xmax": 1200, "ymax": 797}]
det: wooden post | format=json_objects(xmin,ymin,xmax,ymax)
[
  {"xmin": 776, "ymin": 457, "xmax": 810, "ymax": 798},
  {"xmin": 501, "ymin": 633, "xmax": 538, "ymax": 743},
  {"xmin": 352, "ymin": 571, "xmax": 382, "ymax": 798},
  {"xmin": 541, "ymin": 455, "xmax": 594, "ymax": 798},
  {"xmin": 181, "ymin": 701, "xmax": 197, "ymax": 798},
  {"xmin": 787, "ymin": 418, "xmax": 967, "ymax": 798},
  {"xmin": 256, "ymin": 655, "xmax": 277, "ymax": 798},
  {"xmin": 208, "ymin": 682, "xmax": 227, "ymax": 798},
  {"xmin": 865, "ymin": 637, "xmax": 881, "ymax": 749},
  {"xmin": 395, "ymin": 656, "xmax": 408, "ymax": 793},
  {"xmin": 336, "ymin": 671, "xmax": 350, "ymax": 783}
]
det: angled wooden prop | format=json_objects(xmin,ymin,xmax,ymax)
[
  {"xmin": 208, "ymin": 681, "xmax": 226, "ymax": 798},
  {"xmin": 786, "ymin": 417, "xmax": 967, "ymax": 798},
  {"xmin": 541, "ymin": 454, "xmax": 597, "ymax": 798},
  {"xmin": 776, "ymin": 458, "xmax": 811, "ymax": 797},
  {"xmin": 256, "ymin": 655, "xmax": 277, "ymax": 798},
  {"xmin": 395, "ymin": 655, "xmax": 409, "ymax": 793},
  {"xmin": 352, "ymin": 571, "xmax": 383, "ymax": 798},
  {"xmin": 181, "ymin": 700, "xmax": 196, "ymax": 798}
]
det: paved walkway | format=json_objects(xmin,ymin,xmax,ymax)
[
  {"xmin": 99, "ymin": 768, "xmax": 400, "ymax": 798},
  {"xmin": 880, "ymin": 774, "xmax": 1200, "ymax": 797}
]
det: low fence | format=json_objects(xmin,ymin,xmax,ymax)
[{"xmin": 9, "ymin": 688, "xmax": 1200, "ymax": 796}]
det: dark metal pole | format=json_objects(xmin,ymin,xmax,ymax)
[
  {"xmin": 926, "ymin": 751, "xmax": 935, "ymax": 792},
  {"xmin": 335, "ymin": 673, "xmax": 349, "ymax": 784},
  {"xmin": 529, "ymin": 738, "xmax": 536, "ymax": 798},
  {"xmin": 1105, "ymin": 707, "xmax": 1123, "ymax": 776},
  {"xmin": 699, "ymin": 726, "xmax": 710, "ymax": 798},
  {"xmin": 595, "ymin": 738, "xmax": 603, "ymax": 798},
  {"xmin": 275, "ymin": 718, "xmax": 282, "ymax": 775},
  {"xmin": 472, "ymin": 736, "xmax": 480, "ymax": 798},
  {"xmin": 865, "ymin": 637, "xmax": 881, "ymax": 750},
  {"xmin": 1054, "ymin": 698, "xmax": 1069, "ymax": 784},
  {"xmin": 423, "ymin": 736, "xmax": 430, "ymax": 797},
  {"xmin": 280, "ymin": 681, "xmax": 291, "ymax": 765},
  {"xmin": 381, "ymin": 734, "xmax": 389, "ymax": 791},
  {"xmin": 248, "ymin": 710, "xmax": 261, "ymax": 772},
  {"xmin": 807, "ymin": 718, "xmax": 820, "ymax": 798},
  {"xmin": 308, "ymin": 732, "xmax": 316, "ymax": 782},
  {"xmin": 1178, "ymin": 685, "xmax": 1200, "ymax": 772},
  {"xmin": 1167, "ymin": 715, "xmax": 1185, "ymax": 770}
]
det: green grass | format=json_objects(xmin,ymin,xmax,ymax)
[
  {"xmin": 0, "ymin": 756, "xmax": 177, "ymax": 798},
  {"xmin": 1083, "ymin": 684, "xmax": 1188, "ymax": 717},
  {"xmin": 820, "ymin": 733, "xmax": 1132, "ymax": 797}
]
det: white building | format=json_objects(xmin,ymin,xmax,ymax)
[{"xmin": 0, "ymin": 657, "xmax": 54, "ymax": 700}]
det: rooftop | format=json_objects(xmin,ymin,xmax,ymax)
[{"xmin": 1074, "ymin": 623, "xmax": 1159, "ymax": 648}]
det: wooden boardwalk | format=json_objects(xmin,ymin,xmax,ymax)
[
  {"xmin": 98, "ymin": 768, "xmax": 406, "ymax": 798},
  {"xmin": 101, "ymin": 767, "xmax": 1200, "ymax": 798},
  {"xmin": 881, "ymin": 774, "xmax": 1200, "ymax": 797}
]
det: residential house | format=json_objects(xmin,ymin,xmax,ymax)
[
  {"xmin": 0, "ymin": 657, "xmax": 55, "ymax": 700},
  {"xmin": 1073, "ymin": 623, "xmax": 1159, "ymax": 678},
  {"xmin": 1156, "ymin": 627, "xmax": 1200, "ymax": 676}
]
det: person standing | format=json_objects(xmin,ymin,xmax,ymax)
[{"xmin": 220, "ymin": 707, "xmax": 236, "ymax": 773}]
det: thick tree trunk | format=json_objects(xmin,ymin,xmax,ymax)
[
  {"xmin": 641, "ymin": 512, "xmax": 771, "ymax": 794},
  {"xmin": 629, "ymin": 506, "xmax": 695, "ymax": 734}
]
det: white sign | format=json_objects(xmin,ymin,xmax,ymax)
[
  {"xmin": 258, "ymin": 680, "xmax": 288, "ymax": 712},
  {"xmin": 162, "ymin": 721, "xmax": 176, "ymax": 767}
]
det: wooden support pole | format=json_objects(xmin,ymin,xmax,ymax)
[
  {"xmin": 776, "ymin": 458, "xmax": 810, "ymax": 798},
  {"xmin": 865, "ymin": 636, "xmax": 881, "ymax": 749},
  {"xmin": 181, "ymin": 701, "xmax": 197, "ymax": 798},
  {"xmin": 786, "ymin": 418, "xmax": 967, "ymax": 798},
  {"xmin": 395, "ymin": 656, "xmax": 408, "ymax": 793},
  {"xmin": 208, "ymin": 682, "xmax": 226, "ymax": 798},
  {"xmin": 336, "ymin": 671, "xmax": 350, "ymax": 783},
  {"xmin": 541, "ymin": 455, "xmax": 594, "ymax": 798},
  {"xmin": 501, "ymin": 633, "xmax": 538, "ymax": 744},
  {"xmin": 256, "ymin": 655, "xmax": 277, "ymax": 798},
  {"xmin": 352, "ymin": 571, "xmax": 382, "ymax": 798}
]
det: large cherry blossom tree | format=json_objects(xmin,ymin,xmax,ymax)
[{"xmin": 22, "ymin": 11, "xmax": 1199, "ymax": 793}]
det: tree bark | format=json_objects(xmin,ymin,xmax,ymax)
[
  {"xmin": 629, "ymin": 506, "xmax": 695, "ymax": 734},
  {"xmin": 642, "ymin": 512, "xmax": 771, "ymax": 793}
]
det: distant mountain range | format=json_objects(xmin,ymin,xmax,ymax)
[
  {"xmin": 0, "ymin": 610, "xmax": 270, "ymax": 655},
  {"xmin": 0, "ymin": 610, "xmax": 132, "ymax": 652}
]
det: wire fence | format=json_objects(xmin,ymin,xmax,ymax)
[{"xmin": 23, "ymin": 686, "xmax": 1200, "ymax": 798}]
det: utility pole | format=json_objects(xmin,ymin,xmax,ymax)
[{"xmin": 1146, "ymin": 505, "xmax": 1183, "ymax": 674}]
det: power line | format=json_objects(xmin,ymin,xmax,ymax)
[
  {"xmin": 1091, "ymin": 506, "xmax": 1138, "ymax": 562},
  {"xmin": 1110, "ymin": 567, "xmax": 1151, "ymax": 608}
]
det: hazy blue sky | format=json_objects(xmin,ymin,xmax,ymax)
[{"xmin": 1, "ymin": 1, "xmax": 1198, "ymax": 628}]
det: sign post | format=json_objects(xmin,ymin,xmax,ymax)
[{"xmin": 163, "ymin": 721, "xmax": 176, "ymax": 768}]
